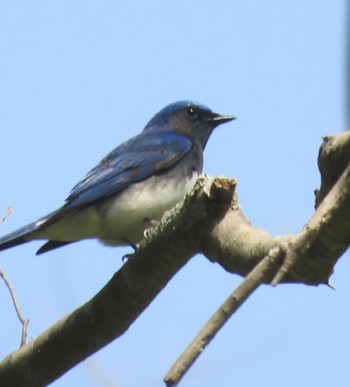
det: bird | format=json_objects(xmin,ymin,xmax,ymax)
[{"xmin": 0, "ymin": 101, "xmax": 235, "ymax": 255}]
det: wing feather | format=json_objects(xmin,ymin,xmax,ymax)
[{"xmin": 65, "ymin": 132, "xmax": 192, "ymax": 209}]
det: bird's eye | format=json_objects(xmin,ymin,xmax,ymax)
[{"xmin": 185, "ymin": 106, "xmax": 199, "ymax": 119}]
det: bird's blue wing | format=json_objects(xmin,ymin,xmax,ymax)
[
  {"xmin": 65, "ymin": 132, "xmax": 192, "ymax": 209},
  {"xmin": 0, "ymin": 132, "xmax": 191, "ymax": 253}
]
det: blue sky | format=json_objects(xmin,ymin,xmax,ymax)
[{"xmin": 0, "ymin": 1, "xmax": 348, "ymax": 386}]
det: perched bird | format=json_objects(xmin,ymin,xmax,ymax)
[{"xmin": 0, "ymin": 101, "xmax": 235, "ymax": 255}]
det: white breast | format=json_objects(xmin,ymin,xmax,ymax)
[{"xmin": 97, "ymin": 172, "xmax": 198, "ymax": 246}]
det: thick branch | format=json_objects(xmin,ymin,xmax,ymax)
[
  {"xmin": 272, "ymin": 162, "xmax": 350, "ymax": 284},
  {"xmin": 202, "ymin": 132, "xmax": 350, "ymax": 285},
  {"xmin": 316, "ymin": 131, "xmax": 350, "ymax": 206},
  {"xmin": 0, "ymin": 131, "xmax": 349, "ymax": 386},
  {"xmin": 0, "ymin": 177, "xmax": 230, "ymax": 387},
  {"xmin": 164, "ymin": 131, "xmax": 350, "ymax": 385}
]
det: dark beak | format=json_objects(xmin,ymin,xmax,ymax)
[{"xmin": 209, "ymin": 113, "xmax": 237, "ymax": 125}]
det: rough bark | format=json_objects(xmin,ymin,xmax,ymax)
[{"xmin": 0, "ymin": 131, "xmax": 349, "ymax": 387}]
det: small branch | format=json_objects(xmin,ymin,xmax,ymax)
[
  {"xmin": 164, "ymin": 246, "xmax": 284, "ymax": 387},
  {"xmin": 0, "ymin": 206, "xmax": 28, "ymax": 346},
  {"xmin": 0, "ymin": 206, "xmax": 12, "ymax": 225},
  {"xmin": 271, "ymin": 162, "xmax": 350, "ymax": 285},
  {"xmin": 0, "ymin": 268, "xmax": 29, "ymax": 347}
]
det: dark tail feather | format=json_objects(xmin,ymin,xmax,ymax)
[
  {"xmin": 0, "ymin": 210, "xmax": 62, "ymax": 253},
  {"xmin": 0, "ymin": 222, "xmax": 39, "ymax": 252},
  {"xmin": 36, "ymin": 241, "xmax": 75, "ymax": 255},
  {"xmin": 0, "ymin": 233, "xmax": 30, "ymax": 251}
]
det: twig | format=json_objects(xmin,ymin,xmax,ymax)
[
  {"xmin": 164, "ymin": 246, "xmax": 284, "ymax": 387},
  {"xmin": 0, "ymin": 268, "xmax": 29, "ymax": 347},
  {"xmin": 0, "ymin": 206, "xmax": 12, "ymax": 225},
  {"xmin": 0, "ymin": 206, "xmax": 28, "ymax": 345}
]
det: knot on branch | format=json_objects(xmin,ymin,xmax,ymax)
[
  {"xmin": 316, "ymin": 131, "xmax": 350, "ymax": 207},
  {"xmin": 207, "ymin": 177, "xmax": 237, "ymax": 205}
]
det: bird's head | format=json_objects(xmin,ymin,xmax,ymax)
[{"xmin": 143, "ymin": 100, "xmax": 236, "ymax": 150}]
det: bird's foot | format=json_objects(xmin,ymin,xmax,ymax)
[
  {"xmin": 122, "ymin": 253, "xmax": 134, "ymax": 262},
  {"xmin": 143, "ymin": 219, "xmax": 160, "ymax": 238},
  {"xmin": 121, "ymin": 239, "xmax": 137, "ymax": 262}
]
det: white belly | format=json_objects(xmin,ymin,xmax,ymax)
[
  {"xmin": 32, "ymin": 172, "xmax": 198, "ymax": 246},
  {"xmin": 98, "ymin": 172, "xmax": 198, "ymax": 245}
]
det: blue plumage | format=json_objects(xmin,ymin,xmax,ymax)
[
  {"xmin": 67, "ymin": 132, "xmax": 192, "ymax": 207},
  {"xmin": 0, "ymin": 100, "xmax": 235, "ymax": 254}
]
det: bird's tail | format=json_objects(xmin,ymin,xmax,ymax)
[
  {"xmin": 0, "ymin": 221, "xmax": 40, "ymax": 251},
  {"xmin": 0, "ymin": 209, "xmax": 76, "ymax": 254},
  {"xmin": 0, "ymin": 209, "xmax": 60, "ymax": 252}
]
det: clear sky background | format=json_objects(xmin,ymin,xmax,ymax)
[{"xmin": 0, "ymin": 1, "xmax": 348, "ymax": 386}]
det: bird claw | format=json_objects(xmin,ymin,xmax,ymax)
[
  {"xmin": 143, "ymin": 228, "xmax": 152, "ymax": 238},
  {"xmin": 143, "ymin": 219, "xmax": 160, "ymax": 238},
  {"xmin": 121, "ymin": 239, "xmax": 138, "ymax": 262},
  {"xmin": 122, "ymin": 253, "xmax": 134, "ymax": 262}
]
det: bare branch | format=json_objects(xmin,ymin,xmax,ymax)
[
  {"xmin": 0, "ymin": 268, "xmax": 29, "ymax": 347},
  {"xmin": 164, "ymin": 246, "xmax": 284, "ymax": 387},
  {"xmin": 272, "ymin": 162, "xmax": 350, "ymax": 285},
  {"xmin": 165, "ymin": 131, "xmax": 350, "ymax": 384},
  {"xmin": 0, "ymin": 206, "xmax": 29, "ymax": 347},
  {"xmin": 0, "ymin": 131, "xmax": 348, "ymax": 386},
  {"xmin": 201, "ymin": 132, "xmax": 350, "ymax": 285},
  {"xmin": 316, "ymin": 131, "xmax": 350, "ymax": 206},
  {"xmin": 0, "ymin": 206, "xmax": 12, "ymax": 225},
  {"xmin": 0, "ymin": 177, "xmax": 229, "ymax": 387}
]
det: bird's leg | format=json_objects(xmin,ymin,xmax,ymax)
[
  {"xmin": 121, "ymin": 238, "xmax": 138, "ymax": 262},
  {"xmin": 122, "ymin": 218, "xmax": 159, "ymax": 262}
]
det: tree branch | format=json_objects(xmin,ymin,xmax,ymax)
[
  {"xmin": 0, "ymin": 176, "xmax": 231, "ymax": 386},
  {"xmin": 0, "ymin": 206, "xmax": 29, "ymax": 347},
  {"xmin": 0, "ymin": 132, "xmax": 348, "ymax": 386},
  {"xmin": 0, "ymin": 268, "xmax": 29, "ymax": 348},
  {"xmin": 0, "ymin": 206, "xmax": 12, "ymax": 225},
  {"xmin": 201, "ymin": 132, "xmax": 350, "ymax": 285},
  {"xmin": 271, "ymin": 162, "xmax": 350, "ymax": 285},
  {"xmin": 164, "ymin": 246, "xmax": 284, "ymax": 387},
  {"xmin": 164, "ymin": 132, "xmax": 350, "ymax": 385}
]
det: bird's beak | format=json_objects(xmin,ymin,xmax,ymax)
[{"xmin": 209, "ymin": 114, "xmax": 237, "ymax": 125}]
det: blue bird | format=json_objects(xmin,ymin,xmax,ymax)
[{"xmin": 0, "ymin": 101, "xmax": 235, "ymax": 255}]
